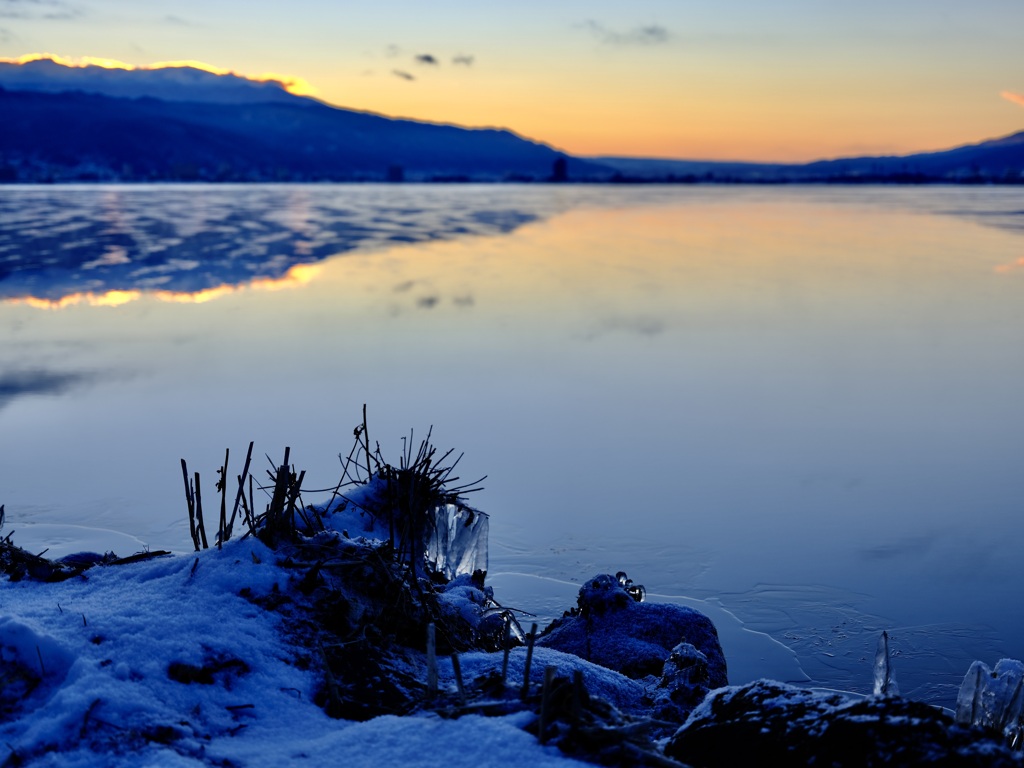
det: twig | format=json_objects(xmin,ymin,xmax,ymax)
[
  {"xmin": 227, "ymin": 441, "xmax": 254, "ymax": 540},
  {"xmin": 218, "ymin": 447, "xmax": 229, "ymax": 549},
  {"xmin": 539, "ymin": 665, "xmax": 556, "ymax": 743},
  {"xmin": 180, "ymin": 459, "xmax": 199, "ymax": 551},
  {"xmin": 501, "ymin": 618, "xmax": 511, "ymax": 685},
  {"xmin": 194, "ymin": 472, "xmax": 209, "ymax": 549},
  {"xmin": 521, "ymin": 622, "xmax": 538, "ymax": 699},
  {"xmin": 451, "ymin": 653, "xmax": 467, "ymax": 706},
  {"xmin": 362, "ymin": 403, "xmax": 372, "ymax": 480}
]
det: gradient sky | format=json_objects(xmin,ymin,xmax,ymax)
[{"xmin": 1, "ymin": 0, "xmax": 1022, "ymax": 162}]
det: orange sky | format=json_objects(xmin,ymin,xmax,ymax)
[{"xmin": 1, "ymin": 2, "xmax": 1022, "ymax": 161}]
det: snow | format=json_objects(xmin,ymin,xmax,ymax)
[{"xmin": 0, "ymin": 537, "xmax": 591, "ymax": 766}]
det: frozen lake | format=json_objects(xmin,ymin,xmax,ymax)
[{"xmin": 2, "ymin": 183, "xmax": 1022, "ymax": 706}]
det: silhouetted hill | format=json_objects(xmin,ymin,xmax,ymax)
[
  {"xmin": 0, "ymin": 58, "xmax": 305, "ymax": 105},
  {"xmin": 799, "ymin": 131, "xmax": 1024, "ymax": 182},
  {"xmin": 2, "ymin": 58, "xmax": 1022, "ymax": 184},
  {"xmin": 594, "ymin": 132, "xmax": 1024, "ymax": 184},
  {"xmin": 0, "ymin": 85, "xmax": 608, "ymax": 183}
]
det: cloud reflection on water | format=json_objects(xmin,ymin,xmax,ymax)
[{"xmin": 0, "ymin": 368, "xmax": 93, "ymax": 410}]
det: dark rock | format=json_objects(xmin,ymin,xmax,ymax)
[
  {"xmin": 650, "ymin": 642, "xmax": 715, "ymax": 723},
  {"xmin": 167, "ymin": 653, "xmax": 250, "ymax": 687},
  {"xmin": 666, "ymin": 679, "xmax": 1024, "ymax": 767},
  {"xmin": 537, "ymin": 574, "xmax": 727, "ymax": 686}
]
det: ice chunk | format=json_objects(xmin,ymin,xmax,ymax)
[
  {"xmin": 955, "ymin": 658, "xmax": 1024, "ymax": 748},
  {"xmin": 423, "ymin": 503, "xmax": 488, "ymax": 580},
  {"xmin": 872, "ymin": 630, "xmax": 899, "ymax": 697}
]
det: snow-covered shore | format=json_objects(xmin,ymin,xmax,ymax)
[{"xmin": 0, "ymin": 535, "xmax": 601, "ymax": 767}]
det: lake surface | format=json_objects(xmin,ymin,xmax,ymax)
[{"xmin": 2, "ymin": 183, "xmax": 1022, "ymax": 706}]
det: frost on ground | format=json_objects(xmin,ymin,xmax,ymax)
[
  {"xmin": 0, "ymin": 432, "xmax": 683, "ymax": 767},
  {"xmin": 0, "ymin": 535, "xmax": 598, "ymax": 767}
]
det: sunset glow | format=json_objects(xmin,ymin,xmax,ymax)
[
  {"xmin": 0, "ymin": 2, "xmax": 1021, "ymax": 161},
  {"xmin": 0, "ymin": 53, "xmax": 317, "ymax": 97},
  {"xmin": 4, "ymin": 264, "xmax": 323, "ymax": 310}
]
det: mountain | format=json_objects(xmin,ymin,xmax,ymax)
[
  {"xmin": 0, "ymin": 60, "xmax": 609, "ymax": 183},
  {"xmin": 0, "ymin": 58, "xmax": 304, "ymax": 105},
  {"xmin": 799, "ymin": 131, "xmax": 1024, "ymax": 182},
  {"xmin": 594, "ymin": 132, "xmax": 1024, "ymax": 184},
  {"xmin": 1, "ymin": 58, "xmax": 1022, "ymax": 184}
]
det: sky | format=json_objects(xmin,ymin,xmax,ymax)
[{"xmin": 1, "ymin": 0, "xmax": 1023, "ymax": 162}]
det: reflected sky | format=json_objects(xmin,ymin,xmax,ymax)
[{"xmin": 1, "ymin": 184, "xmax": 1023, "ymax": 705}]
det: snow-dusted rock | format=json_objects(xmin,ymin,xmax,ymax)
[
  {"xmin": 536, "ymin": 574, "xmax": 727, "ymax": 686},
  {"xmin": 667, "ymin": 680, "xmax": 1023, "ymax": 767}
]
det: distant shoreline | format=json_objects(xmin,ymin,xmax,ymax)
[{"xmin": 3, "ymin": 176, "xmax": 1024, "ymax": 186}]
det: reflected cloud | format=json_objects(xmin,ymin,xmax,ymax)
[
  {"xmin": 8, "ymin": 264, "xmax": 321, "ymax": 309},
  {"xmin": 994, "ymin": 257, "xmax": 1024, "ymax": 274},
  {"xmin": 582, "ymin": 314, "xmax": 666, "ymax": 340},
  {"xmin": 0, "ymin": 368, "xmax": 93, "ymax": 410},
  {"xmin": 417, "ymin": 296, "xmax": 439, "ymax": 309},
  {"xmin": 0, "ymin": 187, "xmax": 544, "ymax": 309}
]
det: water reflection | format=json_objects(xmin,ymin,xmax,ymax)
[
  {"xmin": 1, "ymin": 184, "xmax": 1023, "ymax": 707},
  {"xmin": 0, "ymin": 368, "xmax": 94, "ymax": 411},
  {"xmin": 0, "ymin": 184, "xmax": 555, "ymax": 304}
]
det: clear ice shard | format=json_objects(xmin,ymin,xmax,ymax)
[
  {"xmin": 872, "ymin": 630, "xmax": 899, "ymax": 696},
  {"xmin": 423, "ymin": 503, "xmax": 489, "ymax": 580},
  {"xmin": 955, "ymin": 658, "xmax": 1024, "ymax": 748}
]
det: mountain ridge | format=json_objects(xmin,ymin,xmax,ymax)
[{"xmin": 1, "ymin": 58, "xmax": 1022, "ymax": 183}]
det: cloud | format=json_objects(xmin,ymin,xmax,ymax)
[
  {"xmin": 0, "ymin": 369, "xmax": 92, "ymax": 411},
  {"xmin": 416, "ymin": 296, "xmax": 439, "ymax": 309},
  {"xmin": 579, "ymin": 20, "xmax": 671, "ymax": 46},
  {"xmin": 452, "ymin": 54, "xmax": 474, "ymax": 67},
  {"xmin": 385, "ymin": 44, "xmax": 402, "ymax": 58},
  {"xmin": 162, "ymin": 14, "xmax": 193, "ymax": 27},
  {"xmin": 0, "ymin": 0, "xmax": 80, "ymax": 20},
  {"xmin": 0, "ymin": 26, "xmax": 13, "ymax": 41},
  {"xmin": 1001, "ymin": 91, "xmax": 1024, "ymax": 108},
  {"xmin": 415, "ymin": 53, "xmax": 438, "ymax": 66},
  {"xmin": 391, "ymin": 69, "xmax": 414, "ymax": 81}
]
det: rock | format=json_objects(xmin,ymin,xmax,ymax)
[
  {"xmin": 666, "ymin": 679, "xmax": 1023, "ymax": 767},
  {"xmin": 650, "ymin": 642, "xmax": 715, "ymax": 722},
  {"xmin": 536, "ymin": 574, "xmax": 727, "ymax": 686}
]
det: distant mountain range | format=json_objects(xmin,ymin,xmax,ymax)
[
  {"xmin": 594, "ymin": 131, "xmax": 1024, "ymax": 183},
  {"xmin": 0, "ymin": 59, "xmax": 604, "ymax": 182},
  {"xmin": 1, "ymin": 58, "xmax": 1022, "ymax": 184}
]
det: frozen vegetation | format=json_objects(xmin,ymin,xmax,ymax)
[{"xmin": 2, "ymin": 424, "xmax": 1024, "ymax": 766}]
